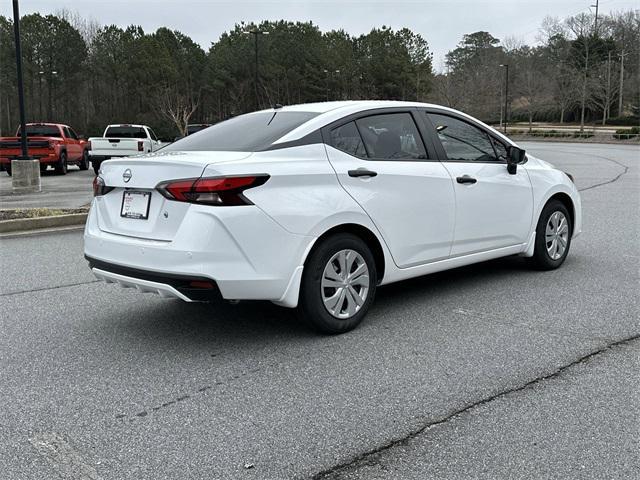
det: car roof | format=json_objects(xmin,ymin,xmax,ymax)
[
  {"xmin": 106, "ymin": 124, "xmax": 148, "ymax": 128},
  {"xmin": 270, "ymin": 100, "xmax": 515, "ymax": 147},
  {"xmin": 25, "ymin": 123, "xmax": 66, "ymax": 127}
]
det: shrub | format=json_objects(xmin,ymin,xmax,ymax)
[{"xmin": 613, "ymin": 126, "xmax": 640, "ymax": 140}]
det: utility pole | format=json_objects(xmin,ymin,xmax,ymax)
[
  {"xmin": 500, "ymin": 64, "xmax": 509, "ymax": 135},
  {"xmin": 605, "ymin": 50, "xmax": 611, "ymax": 124},
  {"xmin": 245, "ymin": 29, "xmax": 269, "ymax": 111},
  {"xmin": 618, "ymin": 50, "xmax": 626, "ymax": 116}
]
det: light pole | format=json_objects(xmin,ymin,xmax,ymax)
[
  {"xmin": 500, "ymin": 64, "xmax": 509, "ymax": 135},
  {"xmin": 11, "ymin": 0, "xmax": 40, "ymax": 193},
  {"xmin": 323, "ymin": 69, "xmax": 340, "ymax": 101},
  {"xmin": 47, "ymin": 70, "xmax": 58, "ymax": 119},
  {"xmin": 38, "ymin": 70, "xmax": 44, "ymax": 120},
  {"xmin": 244, "ymin": 29, "xmax": 269, "ymax": 111}
]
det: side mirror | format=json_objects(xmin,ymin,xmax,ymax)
[{"xmin": 507, "ymin": 146, "xmax": 526, "ymax": 174}]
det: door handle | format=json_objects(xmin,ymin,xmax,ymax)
[
  {"xmin": 456, "ymin": 175, "xmax": 477, "ymax": 185},
  {"xmin": 348, "ymin": 169, "xmax": 378, "ymax": 178}
]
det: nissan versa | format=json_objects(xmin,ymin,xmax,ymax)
[{"xmin": 84, "ymin": 101, "xmax": 582, "ymax": 333}]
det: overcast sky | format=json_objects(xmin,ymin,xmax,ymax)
[{"xmin": 3, "ymin": 0, "xmax": 637, "ymax": 70}]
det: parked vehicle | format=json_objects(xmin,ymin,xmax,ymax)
[
  {"xmin": 173, "ymin": 123, "xmax": 212, "ymax": 142},
  {"xmin": 0, "ymin": 123, "xmax": 90, "ymax": 176},
  {"xmin": 85, "ymin": 101, "xmax": 582, "ymax": 334},
  {"xmin": 89, "ymin": 124, "xmax": 163, "ymax": 174}
]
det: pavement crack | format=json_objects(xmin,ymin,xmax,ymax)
[
  {"xmin": 545, "ymin": 149, "xmax": 631, "ymax": 193},
  {"xmin": 310, "ymin": 334, "xmax": 640, "ymax": 480},
  {"xmin": 0, "ymin": 280, "xmax": 100, "ymax": 297}
]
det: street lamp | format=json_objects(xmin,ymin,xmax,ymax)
[
  {"xmin": 11, "ymin": 0, "xmax": 40, "ymax": 193},
  {"xmin": 244, "ymin": 29, "xmax": 269, "ymax": 111},
  {"xmin": 323, "ymin": 69, "xmax": 340, "ymax": 101},
  {"xmin": 46, "ymin": 70, "xmax": 58, "ymax": 119},
  {"xmin": 500, "ymin": 64, "xmax": 509, "ymax": 135}
]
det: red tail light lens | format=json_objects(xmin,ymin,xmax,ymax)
[
  {"xmin": 156, "ymin": 175, "xmax": 269, "ymax": 206},
  {"xmin": 137, "ymin": 141, "xmax": 144, "ymax": 151},
  {"xmin": 93, "ymin": 176, "xmax": 114, "ymax": 196}
]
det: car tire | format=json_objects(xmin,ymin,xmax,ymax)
[
  {"xmin": 528, "ymin": 200, "xmax": 572, "ymax": 270},
  {"xmin": 297, "ymin": 233, "xmax": 377, "ymax": 334},
  {"xmin": 40, "ymin": 164, "xmax": 47, "ymax": 173},
  {"xmin": 79, "ymin": 150, "xmax": 89, "ymax": 170},
  {"xmin": 55, "ymin": 152, "xmax": 68, "ymax": 175},
  {"xmin": 92, "ymin": 159, "xmax": 100, "ymax": 175},
  {"xmin": 5, "ymin": 165, "xmax": 11, "ymax": 176}
]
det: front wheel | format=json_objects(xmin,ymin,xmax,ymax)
[
  {"xmin": 528, "ymin": 200, "xmax": 572, "ymax": 270},
  {"xmin": 297, "ymin": 233, "xmax": 377, "ymax": 334},
  {"xmin": 55, "ymin": 152, "xmax": 67, "ymax": 175}
]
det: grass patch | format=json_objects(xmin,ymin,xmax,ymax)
[{"xmin": 0, "ymin": 207, "xmax": 89, "ymax": 221}]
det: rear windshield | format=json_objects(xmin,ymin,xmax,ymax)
[
  {"xmin": 164, "ymin": 111, "xmax": 318, "ymax": 152},
  {"xmin": 17, "ymin": 125, "xmax": 61, "ymax": 137},
  {"xmin": 105, "ymin": 126, "xmax": 147, "ymax": 139}
]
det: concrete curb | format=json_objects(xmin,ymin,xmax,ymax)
[{"xmin": 0, "ymin": 213, "xmax": 87, "ymax": 234}]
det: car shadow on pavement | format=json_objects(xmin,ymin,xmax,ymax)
[{"xmin": 111, "ymin": 254, "xmax": 560, "ymax": 350}]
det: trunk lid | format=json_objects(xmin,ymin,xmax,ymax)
[{"xmin": 94, "ymin": 150, "xmax": 252, "ymax": 240}]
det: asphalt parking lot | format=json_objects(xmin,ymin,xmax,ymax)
[
  {"xmin": 0, "ymin": 164, "xmax": 94, "ymax": 209},
  {"xmin": 0, "ymin": 142, "xmax": 638, "ymax": 479}
]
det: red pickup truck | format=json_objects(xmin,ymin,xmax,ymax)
[{"xmin": 0, "ymin": 123, "xmax": 90, "ymax": 176}]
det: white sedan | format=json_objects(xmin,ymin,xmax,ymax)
[{"xmin": 85, "ymin": 101, "xmax": 581, "ymax": 333}]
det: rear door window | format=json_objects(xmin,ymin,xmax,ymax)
[
  {"xmin": 354, "ymin": 113, "xmax": 427, "ymax": 160},
  {"xmin": 329, "ymin": 122, "xmax": 367, "ymax": 158}
]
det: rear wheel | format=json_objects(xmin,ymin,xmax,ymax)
[
  {"xmin": 40, "ymin": 164, "xmax": 47, "ymax": 173},
  {"xmin": 55, "ymin": 151, "xmax": 67, "ymax": 175},
  {"xmin": 92, "ymin": 159, "xmax": 101, "ymax": 175},
  {"xmin": 298, "ymin": 233, "xmax": 377, "ymax": 334},
  {"xmin": 79, "ymin": 150, "xmax": 89, "ymax": 170},
  {"xmin": 528, "ymin": 200, "xmax": 572, "ymax": 270},
  {"xmin": 5, "ymin": 164, "xmax": 11, "ymax": 176}
]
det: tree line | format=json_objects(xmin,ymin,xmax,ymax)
[{"xmin": 0, "ymin": 8, "xmax": 637, "ymax": 139}]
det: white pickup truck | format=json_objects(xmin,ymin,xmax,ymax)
[{"xmin": 89, "ymin": 124, "xmax": 163, "ymax": 174}]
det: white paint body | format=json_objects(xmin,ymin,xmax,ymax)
[{"xmin": 84, "ymin": 101, "xmax": 582, "ymax": 308}]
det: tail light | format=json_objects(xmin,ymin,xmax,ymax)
[
  {"xmin": 93, "ymin": 176, "xmax": 114, "ymax": 196},
  {"xmin": 156, "ymin": 175, "xmax": 269, "ymax": 206},
  {"xmin": 137, "ymin": 141, "xmax": 144, "ymax": 151}
]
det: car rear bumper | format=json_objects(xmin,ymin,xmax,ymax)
[
  {"xmin": 87, "ymin": 257, "xmax": 223, "ymax": 301},
  {"xmin": 83, "ymin": 200, "xmax": 314, "ymax": 306}
]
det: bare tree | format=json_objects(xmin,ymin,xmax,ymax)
[
  {"xmin": 153, "ymin": 86, "xmax": 200, "ymax": 137},
  {"xmin": 567, "ymin": 13, "xmax": 595, "ymax": 132}
]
